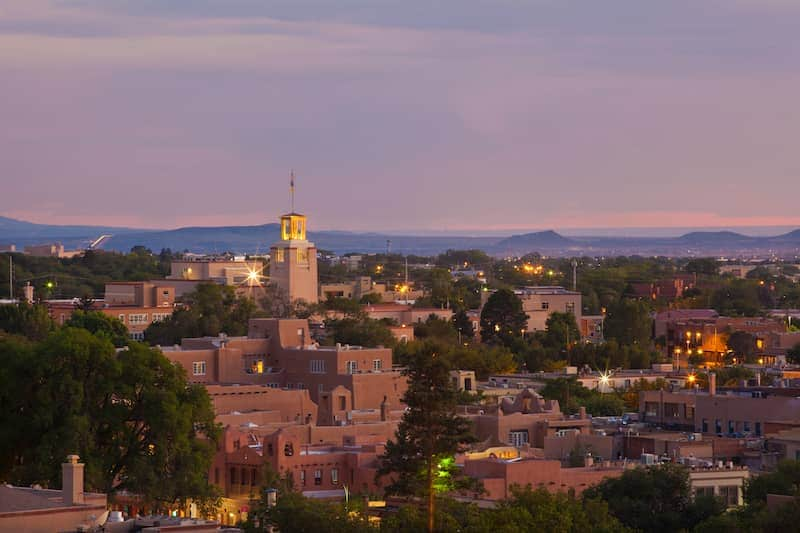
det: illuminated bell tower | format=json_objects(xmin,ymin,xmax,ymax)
[{"xmin": 269, "ymin": 206, "xmax": 318, "ymax": 304}]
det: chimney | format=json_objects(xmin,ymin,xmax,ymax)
[
  {"xmin": 23, "ymin": 282, "xmax": 34, "ymax": 304},
  {"xmin": 62, "ymin": 455, "xmax": 84, "ymax": 506},
  {"xmin": 708, "ymin": 372, "xmax": 716, "ymax": 396}
]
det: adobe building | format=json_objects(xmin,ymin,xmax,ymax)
[
  {"xmin": 161, "ymin": 317, "xmax": 406, "ymax": 414},
  {"xmin": 462, "ymin": 453, "xmax": 629, "ymax": 499},
  {"xmin": 269, "ymin": 212, "xmax": 318, "ymax": 304},
  {"xmin": 0, "ymin": 455, "xmax": 108, "ymax": 533},
  {"xmin": 47, "ymin": 281, "xmax": 178, "ymax": 341},
  {"xmin": 460, "ymin": 388, "xmax": 592, "ymax": 448},
  {"xmin": 168, "ymin": 257, "xmax": 254, "ymax": 286},
  {"xmin": 480, "ymin": 286, "xmax": 582, "ymax": 335}
]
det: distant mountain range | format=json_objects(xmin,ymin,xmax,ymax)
[{"xmin": 1, "ymin": 216, "xmax": 799, "ymax": 257}]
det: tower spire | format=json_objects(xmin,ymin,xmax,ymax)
[{"xmin": 289, "ymin": 170, "xmax": 295, "ymax": 213}]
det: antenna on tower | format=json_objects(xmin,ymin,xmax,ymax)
[{"xmin": 289, "ymin": 170, "xmax": 296, "ymax": 213}]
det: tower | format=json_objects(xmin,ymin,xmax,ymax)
[{"xmin": 269, "ymin": 175, "xmax": 319, "ymax": 304}]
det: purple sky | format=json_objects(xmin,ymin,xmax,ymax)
[{"xmin": 2, "ymin": 1, "xmax": 800, "ymax": 233}]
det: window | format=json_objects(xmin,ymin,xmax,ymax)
[
  {"xmin": 331, "ymin": 468, "xmax": 339, "ymax": 485},
  {"xmin": 346, "ymin": 361, "xmax": 358, "ymax": 374},
  {"xmin": 541, "ymin": 302, "xmax": 550, "ymax": 310},
  {"xmin": 728, "ymin": 420, "xmax": 735, "ymax": 434},
  {"xmin": 715, "ymin": 419, "xmax": 722, "ymax": 434},
  {"xmin": 297, "ymin": 382, "xmax": 305, "ymax": 390},
  {"xmin": 314, "ymin": 469, "xmax": 322, "ymax": 486},
  {"xmin": 702, "ymin": 419, "xmax": 709, "ymax": 433},
  {"xmin": 300, "ymin": 469, "xmax": 306, "ymax": 486},
  {"xmin": 695, "ymin": 487, "xmax": 714, "ymax": 498},
  {"xmin": 128, "ymin": 313, "xmax": 148, "ymax": 325},
  {"xmin": 338, "ymin": 396, "xmax": 347, "ymax": 410},
  {"xmin": 509, "ymin": 430, "xmax": 529, "ymax": 447},
  {"xmin": 297, "ymin": 249, "xmax": 309, "ymax": 263},
  {"xmin": 60, "ymin": 313, "xmax": 66, "ymax": 325},
  {"xmin": 743, "ymin": 421, "xmax": 751, "ymax": 433},
  {"xmin": 566, "ymin": 302, "xmax": 575, "ymax": 314},
  {"xmin": 151, "ymin": 312, "xmax": 171, "ymax": 322},
  {"xmin": 192, "ymin": 361, "xmax": 207, "ymax": 376},
  {"xmin": 755, "ymin": 422, "xmax": 762, "ymax": 436},
  {"xmin": 130, "ymin": 331, "xmax": 145, "ymax": 341},
  {"xmin": 274, "ymin": 249, "xmax": 285, "ymax": 263},
  {"xmin": 284, "ymin": 443, "xmax": 294, "ymax": 456},
  {"xmin": 719, "ymin": 486, "xmax": 739, "ymax": 507},
  {"xmin": 119, "ymin": 314, "xmax": 125, "ymax": 322},
  {"xmin": 373, "ymin": 359, "xmax": 382, "ymax": 371},
  {"xmin": 310, "ymin": 360, "xmax": 326, "ymax": 373},
  {"xmin": 267, "ymin": 443, "xmax": 273, "ymax": 456}
]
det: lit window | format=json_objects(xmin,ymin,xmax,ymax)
[
  {"xmin": 274, "ymin": 249, "xmax": 285, "ymax": 263},
  {"xmin": 192, "ymin": 361, "xmax": 207, "ymax": 376}
]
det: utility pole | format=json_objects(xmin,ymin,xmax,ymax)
[
  {"xmin": 404, "ymin": 257, "xmax": 409, "ymax": 305},
  {"xmin": 8, "ymin": 254, "xmax": 12, "ymax": 300}
]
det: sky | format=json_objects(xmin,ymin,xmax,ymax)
[{"xmin": 2, "ymin": 0, "xmax": 800, "ymax": 234}]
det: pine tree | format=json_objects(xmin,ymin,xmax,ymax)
[{"xmin": 377, "ymin": 342, "xmax": 476, "ymax": 532}]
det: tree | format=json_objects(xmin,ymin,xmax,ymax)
[
  {"xmin": 65, "ymin": 310, "xmax": 129, "ymax": 347},
  {"xmin": 324, "ymin": 317, "xmax": 396, "ymax": 348},
  {"xmin": 479, "ymin": 289, "xmax": 528, "ymax": 346},
  {"xmin": 0, "ymin": 328, "xmax": 220, "ymax": 509},
  {"xmin": 378, "ymin": 342, "xmax": 476, "ymax": 532},
  {"xmin": 745, "ymin": 459, "xmax": 800, "ymax": 505},
  {"xmin": 451, "ymin": 310, "xmax": 474, "ymax": 342},
  {"xmin": 544, "ymin": 311, "xmax": 580, "ymax": 351},
  {"xmin": 584, "ymin": 463, "xmax": 724, "ymax": 532},
  {"xmin": 145, "ymin": 283, "xmax": 258, "ymax": 345},
  {"xmin": 711, "ymin": 280, "xmax": 762, "ymax": 316},
  {"xmin": 603, "ymin": 299, "xmax": 652, "ymax": 346},
  {"xmin": 727, "ymin": 331, "xmax": 757, "ymax": 362},
  {"xmin": 414, "ymin": 315, "xmax": 458, "ymax": 344},
  {"xmin": 686, "ymin": 258, "xmax": 719, "ymax": 276},
  {"xmin": 0, "ymin": 302, "xmax": 54, "ymax": 340},
  {"xmin": 242, "ymin": 465, "xmax": 373, "ymax": 533}
]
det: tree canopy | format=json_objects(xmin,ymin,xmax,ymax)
[
  {"xmin": 378, "ymin": 341, "xmax": 476, "ymax": 531},
  {"xmin": 145, "ymin": 283, "xmax": 258, "ymax": 345},
  {"xmin": 479, "ymin": 289, "xmax": 528, "ymax": 346},
  {"xmin": 0, "ymin": 328, "xmax": 220, "ymax": 508}
]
